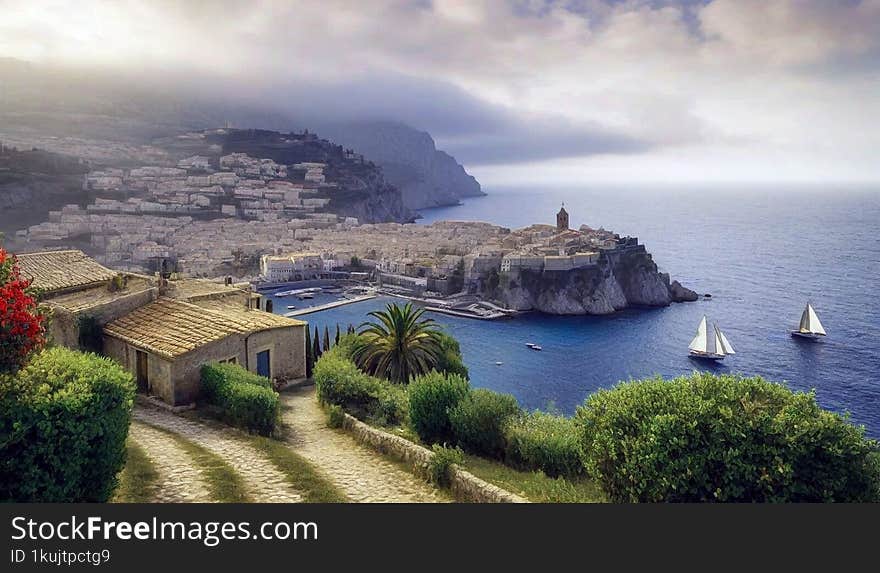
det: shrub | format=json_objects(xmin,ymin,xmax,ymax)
[
  {"xmin": 313, "ymin": 349, "xmax": 407, "ymax": 426},
  {"xmin": 408, "ymin": 371, "xmax": 469, "ymax": 444},
  {"xmin": 435, "ymin": 331, "xmax": 469, "ymax": 379},
  {"xmin": 201, "ymin": 362, "xmax": 279, "ymax": 435},
  {"xmin": 575, "ymin": 372, "xmax": 880, "ymax": 502},
  {"xmin": 326, "ymin": 404, "xmax": 345, "ymax": 429},
  {"xmin": 426, "ymin": 444, "xmax": 463, "ymax": 486},
  {"xmin": 0, "ymin": 348, "xmax": 135, "ymax": 501},
  {"xmin": 0, "ymin": 248, "xmax": 46, "ymax": 373},
  {"xmin": 505, "ymin": 411, "xmax": 584, "ymax": 478},
  {"xmin": 449, "ymin": 388, "xmax": 520, "ymax": 458}
]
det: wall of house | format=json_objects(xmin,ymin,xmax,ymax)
[
  {"xmin": 168, "ymin": 335, "xmax": 248, "ymax": 405},
  {"xmin": 246, "ymin": 326, "xmax": 306, "ymax": 382}
]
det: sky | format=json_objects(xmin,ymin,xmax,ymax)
[{"xmin": 1, "ymin": 0, "xmax": 879, "ymax": 185}]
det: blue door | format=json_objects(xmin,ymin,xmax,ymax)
[{"xmin": 256, "ymin": 349, "xmax": 271, "ymax": 379}]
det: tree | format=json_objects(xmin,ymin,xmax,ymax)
[
  {"xmin": 305, "ymin": 327, "xmax": 314, "ymax": 377},
  {"xmin": 323, "ymin": 326, "xmax": 331, "ymax": 352},
  {"xmin": 312, "ymin": 326, "xmax": 322, "ymax": 360},
  {"xmin": 351, "ymin": 302, "xmax": 442, "ymax": 384},
  {"xmin": 0, "ymin": 248, "xmax": 46, "ymax": 373},
  {"xmin": 335, "ymin": 324, "xmax": 341, "ymax": 346},
  {"xmin": 350, "ymin": 255, "xmax": 361, "ymax": 268},
  {"xmin": 435, "ymin": 331, "xmax": 469, "ymax": 379}
]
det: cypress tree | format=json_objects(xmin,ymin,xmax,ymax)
[
  {"xmin": 313, "ymin": 326, "xmax": 322, "ymax": 359},
  {"xmin": 323, "ymin": 325, "xmax": 331, "ymax": 351},
  {"xmin": 335, "ymin": 324, "xmax": 341, "ymax": 345},
  {"xmin": 305, "ymin": 327, "xmax": 313, "ymax": 377}
]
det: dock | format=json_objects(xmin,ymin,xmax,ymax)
[
  {"xmin": 283, "ymin": 294, "xmax": 378, "ymax": 317},
  {"xmin": 424, "ymin": 306, "xmax": 510, "ymax": 320}
]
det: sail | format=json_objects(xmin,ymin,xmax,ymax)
[
  {"xmin": 807, "ymin": 304, "xmax": 826, "ymax": 335},
  {"xmin": 798, "ymin": 304, "xmax": 811, "ymax": 332},
  {"xmin": 716, "ymin": 325, "xmax": 735, "ymax": 355},
  {"xmin": 689, "ymin": 316, "xmax": 708, "ymax": 352}
]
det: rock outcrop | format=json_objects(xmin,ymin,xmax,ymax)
[
  {"xmin": 315, "ymin": 121, "xmax": 484, "ymax": 210},
  {"xmin": 499, "ymin": 248, "xmax": 697, "ymax": 315}
]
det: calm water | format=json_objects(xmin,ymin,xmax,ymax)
[{"xmin": 278, "ymin": 185, "xmax": 880, "ymax": 437}]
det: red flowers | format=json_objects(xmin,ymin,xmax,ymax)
[{"xmin": 0, "ymin": 248, "xmax": 46, "ymax": 373}]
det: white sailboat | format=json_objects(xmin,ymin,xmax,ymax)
[
  {"xmin": 688, "ymin": 315, "xmax": 735, "ymax": 361},
  {"xmin": 791, "ymin": 303, "xmax": 827, "ymax": 340}
]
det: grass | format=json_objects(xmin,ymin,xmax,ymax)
[
  {"xmin": 112, "ymin": 440, "xmax": 160, "ymax": 503},
  {"xmin": 250, "ymin": 436, "xmax": 349, "ymax": 503},
  {"xmin": 461, "ymin": 454, "xmax": 606, "ymax": 503},
  {"xmin": 142, "ymin": 421, "xmax": 253, "ymax": 503}
]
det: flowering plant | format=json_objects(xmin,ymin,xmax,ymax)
[{"xmin": 0, "ymin": 248, "xmax": 46, "ymax": 373}]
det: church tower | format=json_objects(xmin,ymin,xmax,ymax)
[{"xmin": 556, "ymin": 203, "xmax": 569, "ymax": 231}]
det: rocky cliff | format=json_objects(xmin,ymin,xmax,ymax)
[
  {"xmin": 499, "ymin": 248, "xmax": 697, "ymax": 315},
  {"xmin": 315, "ymin": 121, "xmax": 484, "ymax": 210}
]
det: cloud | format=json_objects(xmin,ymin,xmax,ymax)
[{"xmin": 0, "ymin": 0, "xmax": 878, "ymax": 181}]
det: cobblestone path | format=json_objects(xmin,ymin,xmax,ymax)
[
  {"xmin": 128, "ymin": 421, "xmax": 213, "ymax": 503},
  {"xmin": 133, "ymin": 407, "xmax": 303, "ymax": 503},
  {"xmin": 280, "ymin": 387, "xmax": 451, "ymax": 503}
]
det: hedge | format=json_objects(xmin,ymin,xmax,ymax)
[
  {"xmin": 449, "ymin": 388, "xmax": 520, "ymax": 458},
  {"xmin": 575, "ymin": 372, "xmax": 880, "ymax": 502},
  {"xmin": 201, "ymin": 362, "xmax": 279, "ymax": 435},
  {"xmin": 0, "ymin": 348, "xmax": 135, "ymax": 502},
  {"xmin": 408, "ymin": 370, "xmax": 469, "ymax": 444},
  {"xmin": 313, "ymin": 349, "xmax": 407, "ymax": 426},
  {"xmin": 505, "ymin": 411, "xmax": 584, "ymax": 478}
]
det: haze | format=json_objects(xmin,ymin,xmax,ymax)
[{"xmin": 2, "ymin": 0, "xmax": 879, "ymax": 185}]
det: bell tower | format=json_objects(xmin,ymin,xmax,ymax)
[{"xmin": 556, "ymin": 203, "xmax": 569, "ymax": 231}]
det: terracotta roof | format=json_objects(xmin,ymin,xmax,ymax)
[
  {"xmin": 17, "ymin": 250, "xmax": 118, "ymax": 293},
  {"xmin": 103, "ymin": 297, "xmax": 304, "ymax": 359}
]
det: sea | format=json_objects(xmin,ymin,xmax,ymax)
[{"xmin": 269, "ymin": 185, "xmax": 880, "ymax": 437}]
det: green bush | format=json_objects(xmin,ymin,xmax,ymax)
[
  {"xmin": 436, "ymin": 332, "xmax": 469, "ymax": 379},
  {"xmin": 326, "ymin": 404, "xmax": 345, "ymax": 429},
  {"xmin": 505, "ymin": 411, "xmax": 584, "ymax": 478},
  {"xmin": 0, "ymin": 348, "xmax": 135, "ymax": 502},
  {"xmin": 313, "ymin": 350, "xmax": 407, "ymax": 426},
  {"xmin": 408, "ymin": 371, "xmax": 469, "ymax": 444},
  {"xmin": 426, "ymin": 444, "xmax": 463, "ymax": 486},
  {"xmin": 576, "ymin": 372, "xmax": 880, "ymax": 502},
  {"xmin": 449, "ymin": 389, "xmax": 520, "ymax": 458},
  {"xmin": 201, "ymin": 362, "xmax": 278, "ymax": 435}
]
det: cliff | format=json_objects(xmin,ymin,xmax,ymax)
[
  {"xmin": 499, "ymin": 248, "xmax": 698, "ymax": 315},
  {"xmin": 314, "ymin": 121, "xmax": 484, "ymax": 210}
]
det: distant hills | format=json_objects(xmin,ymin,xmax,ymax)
[{"xmin": 0, "ymin": 58, "xmax": 482, "ymax": 211}]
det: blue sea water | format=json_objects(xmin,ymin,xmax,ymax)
[{"xmin": 276, "ymin": 185, "xmax": 880, "ymax": 437}]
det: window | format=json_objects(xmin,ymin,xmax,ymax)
[{"xmin": 218, "ymin": 357, "xmax": 237, "ymax": 365}]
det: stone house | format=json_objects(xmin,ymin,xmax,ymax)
[
  {"xmin": 16, "ymin": 250, "xmax": 158, "ymax": 349},
  {"xmin": 103, "ymin": 297, "xmax": 307, "ymax": 405}
]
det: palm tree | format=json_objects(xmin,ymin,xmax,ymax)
[{"xmin": 352, "ymin": 302, "xmax": 442, "ymax": 384}]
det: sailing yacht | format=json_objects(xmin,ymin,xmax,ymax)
[
  {"xmin": 791, "ymin": 303, "xmax": 827, "ymax": 340},
  {"xmin": 688, "ymin": 316, "xmax": 735, "ymax": 361}
]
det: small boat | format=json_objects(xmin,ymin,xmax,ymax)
[
  {"xmin": 495, "ymin": 361, "xmax": 503, "ymax": 366},
  {"xmin": 688, "ymin": 315, "xmax": 734, "ymax": 361},
  {"xmin": 286, "ymin": 305, "xmax": 297, "ymax": 310},
  {"xmin": 297, "ymin": 293, "xmax": 314, "ymax": 300},
  {"xmin": 525, "ymin": 342, "xmax": 536, "ymax": 348},
  {"xmin": 791, "ymin": 303, "xmax": 826, "ymax": 340},
  {"xmin": 531, "ymin": 345, "xmax": 543, "ymax": 351}
]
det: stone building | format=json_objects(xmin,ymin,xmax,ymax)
[
  {"xmin": 103, "ymin": 297, "xmax": 307, "ymax": 405},
  {"xmin": 16, "ymin": 250, "xmax": 158, "ymax": 349},
  {"xmin": 556, "ymin": 203, "xmax": 569, "ymax": 231}
]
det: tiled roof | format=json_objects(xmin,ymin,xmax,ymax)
[
  {"xmin": 164, "ymin": 278, "xmax": 250, "ymax": 302},
  {"xmin": 103, "ymin": 297, "xmax": 303, "ymax": 359},
  {"xmin": 44, "ymin": 277, "xmax": 156, "ymax": 313},
  {"xmin": 16, "ymin": 250, "xmax": 118, "ymax": 294}
]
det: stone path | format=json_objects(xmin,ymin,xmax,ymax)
[
  {"xmin": 280, "ymin": 387, "xmax": 451, "ymax": 503},
  {"xmin": 133, "ymin": 407, "xmax": 303, "ymax": 503},
  {"xmin": 128, "ymin": 421, "xmax": 213, "ymax": 503}
]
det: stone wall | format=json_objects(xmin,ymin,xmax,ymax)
[{"xmin": 341, "ymin": 413, "xmax": 528, "ymax": 504}]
